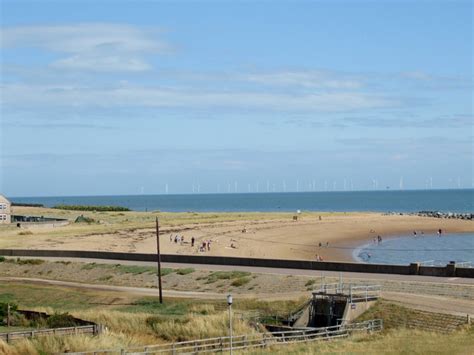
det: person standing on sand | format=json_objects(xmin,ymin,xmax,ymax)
[{"xmin": 191, "ymin": 237, "xmax": 195, "ymax": 247}]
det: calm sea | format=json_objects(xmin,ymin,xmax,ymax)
[
  {"xmin": 355, "ymin": 233, "xmax": 474, "ymax": 265},
  {"xmin": 10, "ymin": 189, "xmax": 473, "ymax": 213}
]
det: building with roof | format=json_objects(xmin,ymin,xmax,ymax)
[{"xmin": 0, "ymin": 195, "xmax": 12, "ymax": 224}]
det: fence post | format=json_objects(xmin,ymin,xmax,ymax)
[
  {"xmin": 172, "ymin": 342, "xmax": 176, "ymax": 355},
  {"xmin": 262, "ymin": 333, "xmax": 267, "ymax": 348}
]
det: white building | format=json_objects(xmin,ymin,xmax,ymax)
[{"xmin": 0, "ymin": 195, "xmax": 11, "ymax": 224}]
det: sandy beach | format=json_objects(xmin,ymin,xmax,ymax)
[{"xmin": 1, "ymin": 207, "xmax": 473, "ymax": 262}]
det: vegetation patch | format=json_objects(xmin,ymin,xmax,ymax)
[
  {"xmin": 127, "ymin": 298, "xmax": 189, "ymax": 316},
  {"xmin": 6, "ymin": 258, "xmax": 45, "ymax": 266},
  {"xmin": 231, "ymin": 276, "xmax": 252, "ymax": 287},
  {"xmin": 74, "ymin": 215, "xmax": 98, "ymax": 224},
  {"xmin": 176, "ymin": 268, "xmax": 195, "ymax": 275},
  {"xmin": 18, "ymin": 230, "xmax": 33, "ymax": 235},
  {"xmin": 205, "ymin": 271, "xmax": 251, "ymax": 284},
  {"xmin": 80, "ymin": 262, "xmax": 160, "ymax": 275},
  {"xmin": 46, "ymin": 312, "xmax": 82, "ymax": 328},
  {"xmin": 53, "ymin": 204, "xmax": 130, "ymax": 212}
]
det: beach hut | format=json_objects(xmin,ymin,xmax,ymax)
[{"xmin": 0, "ymin": 194, "xmax": 11, "ymax": 224}]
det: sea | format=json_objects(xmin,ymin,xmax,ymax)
[
  {"xmin": 354, "ymin": 233, "xmax": 474, "ymax": 266},
  {"xmin": 10, "ymin": 189, "xmax": 474, "ymax": 213}
]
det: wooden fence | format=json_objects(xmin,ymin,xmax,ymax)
[
  {"xmin": 63, "ymin": 319, "xmax": 383, "ymax": 354},
  {"xmin": 0, "ymin": 325, "xmax": 102, "ymax": 343}
]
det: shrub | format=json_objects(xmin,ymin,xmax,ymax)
[
  {"xmin": 206, "ymin": 271, "xmax": 251, "ymax": 284},
  {"xmin": 15, "ymin": 258, "xmax": 45, "ymax": 265},
  {"xmin": 74, "ymin": 215, "xmax": 97, "ymax": 224},
  {"xmin": 0, "ymin": 256, "xmax": 5, "ymax": 262},
  {"xmin": 18, "ymin": 230, "xmax": 33, "ymax": 236},
  {"xmin": 0, "ymin": 302, "xmax": 18, "ymax": 320},
  {"xmin": 231, "ymin": 277, "xmax": 251, "ymax": 287},
  {"xmin": 46, "ymin": 312, "xmax": 80, "ymax": 328},
  {"xmin": 176, "ymin": 268, "xmax": 195, "ymax": 275}
]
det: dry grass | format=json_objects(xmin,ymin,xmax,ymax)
[{"xmin": 247, "ymin": 327, "xmax": 474, "ymax": 354}]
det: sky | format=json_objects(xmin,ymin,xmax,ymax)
[{"xmin": 0, "ymin": 0, "xmax": 473, "ymax": 197}]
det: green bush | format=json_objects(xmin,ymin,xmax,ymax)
[
  {"xmin": 0, "ymin": 256, "xmax": 5, "ymax": 262},
  {"xmin": 176, "ymin": 268, "xmax": 195, "ymax": 275},
  {"xmin": 15, "ymin": 258, "xmax": 45, "ymax": 265},
  {"xmin": 231, "ymin": 276, "xmax": 251, "ymax": 287},
  {"xmin": 46, "ymin": 312, "xmax": 80, "ymax": 328},
  {"xmin": 0, "ymin": 302, "xmax": 18, "ymax": 320},
  {"xmin": 206, "ymin": 271, "xmax": 251, "ymax": 284},
  {"xmin": 74, "ymin": 215, "xmax": 97, "ymax": 224}
]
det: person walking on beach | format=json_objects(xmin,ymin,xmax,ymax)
[
  {"xmin": 191, "ymin": 237, "xmax": 195, "ymax": 247},
  {"xmin": 438, "ymin": 228, "xmax": 442, "ymax": 237}
]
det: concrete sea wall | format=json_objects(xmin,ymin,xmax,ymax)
[{"xmin": 1, "ymin": 249, "xmax": 473, "ymax": 278}]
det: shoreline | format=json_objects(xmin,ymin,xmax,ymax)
[{"xmin": 1, "ymin": 207, "xmax": 473, "ymax": 264}]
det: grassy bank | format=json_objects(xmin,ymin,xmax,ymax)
[{"xmin": 0, "ymin": 282, "xmax": 472, "ymax": 354}]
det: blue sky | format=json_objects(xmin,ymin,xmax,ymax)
[{"xmin": 0, "ymin": 0, "xmax": 472, "ymax": 196}]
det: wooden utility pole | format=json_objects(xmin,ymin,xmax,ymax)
[{"xmin": 156, "ymin": 217, "xmax": 163, "ymax": 304}]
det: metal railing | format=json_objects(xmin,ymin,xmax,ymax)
[
  {"xmin": 61, "ymin": 319, "xmax": 383, "ymax": 355},
  {"xmin": 313, "ymin": 282, "xmax": 382, "ymax": 303}
]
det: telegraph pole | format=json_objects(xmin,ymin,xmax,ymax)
[{"xmin": 156, "ymin": 217, "xmax": 163, "ymax": 304}]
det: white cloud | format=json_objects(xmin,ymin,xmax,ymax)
[
  {"xmin": 243, "ymin": 70, "xmax": 363, "ymax": 89},
  {"xmin": 1, "ymin": 23, "xmax": 168, "ymax": 72},
  {"xmin": 52, "ymin": 54, "xmax": 152, "ymax": 72},
  {"xmin": 1, "ymin": 83, "xmax": 396, "ymax": 112}
]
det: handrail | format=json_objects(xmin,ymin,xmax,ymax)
[{"xmin": 60, "ymin": 319, "xmax": 383, "ymax": 355}]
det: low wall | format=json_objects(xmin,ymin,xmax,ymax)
[
  {"xmin": 16, "ymin": 221, "xmax": 70, "ymax": 228},
  {"xmin": 0, "ymin": 249, "xmax": 472, "ymax": 278}
]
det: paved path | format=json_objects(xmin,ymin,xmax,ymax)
[{"xmin": 382, "ymin": 291, "xmax": 474, "ymax": 317}]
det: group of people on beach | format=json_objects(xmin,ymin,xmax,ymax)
[
  {"xmin": 373, "ymin": 235, "xmax": 383, "ymax": 244},
  {"xmin": 413, "ymin": 229, "xmax": 443, "ymax": 237},
  {"xmin": 170, "ymin": 233, "xmax": 213, "ymax": 253},
  {"xmin": 170, "ymin": 234, "xmax": 185, "ymax": 244}
]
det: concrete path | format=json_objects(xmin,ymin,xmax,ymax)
[{"xmin": 382, "ymin": 291, "xmax": 474, "ymax": 317}]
